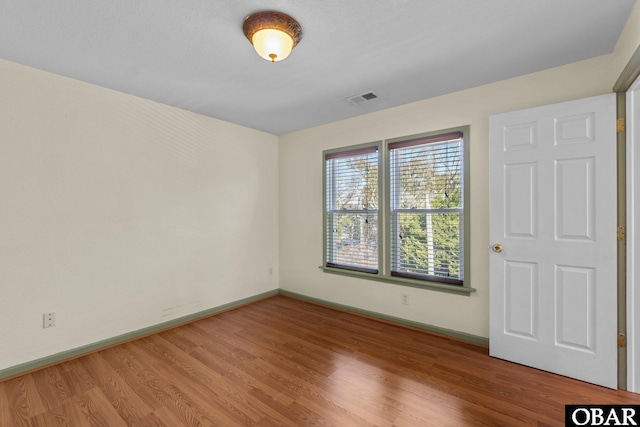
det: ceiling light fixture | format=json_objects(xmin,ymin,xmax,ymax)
[{"xmin": 243, "ymin": 11, "xmax": 302, "ymax": 63}]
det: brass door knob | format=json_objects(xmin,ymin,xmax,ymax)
[{"xmin": 492, "ymin": 244, "xmax": 503, "ymax": 253}]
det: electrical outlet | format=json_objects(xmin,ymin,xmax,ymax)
[
  {"xmin": 269, "ymin": 267, "xmax": 274, "ymax": 276},
  {"xmin": 402, "ymin": 294, "xmax": 409, "ymax": 305},
  {"xmin": 43, "ymin": 312, "xmax": 56, "ymax": 328}
]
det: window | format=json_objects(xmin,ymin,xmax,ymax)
[
  {"xmin": 324, "ymin": 144, "xmax": 379, "ymax": 273},
  {"xmin": 322, "ymin": 127, "xmax": 471, "ymax": 294},
  {"xmin": 389, "ymin": 131, "xmax": 464, "ymax": 285}
]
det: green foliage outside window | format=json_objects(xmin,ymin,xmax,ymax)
[{"xmin": 398, "ymin": 189, "xmax": 461, "ymax": 278}]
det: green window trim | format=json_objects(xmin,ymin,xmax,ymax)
[
  {"xmin": 322, "ymin": 126, "xmax": 473, "ymax": 296},
  {"xmin": 319, "ymin": 265, "xmax": 475, "ymax": 295}
]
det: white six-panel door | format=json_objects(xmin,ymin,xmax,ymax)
[{"xmin": 489, "ymin": 94, "xmax": 618, "ymax": 389}]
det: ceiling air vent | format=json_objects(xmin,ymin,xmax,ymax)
[{"xmin": 346, "ymin": 91, "xmax": 380, "ymax": 106}]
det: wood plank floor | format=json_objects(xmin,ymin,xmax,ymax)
[{"xmin": 1, "ymin": 295, "xmax": 639, "ymax": 426}]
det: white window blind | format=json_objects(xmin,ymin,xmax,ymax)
[
  {"xmin": 325, "ymin": 146, "xmax": 379, "ymax": 273},
  {"xmin": 389, "ymin": 131, "xmax": 464, "ymax": 285}
]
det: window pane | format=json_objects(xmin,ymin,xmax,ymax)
[
  {"xmin": 328, "ymin": 154, "xmax": 378, "ymax": 211},
  {"xmin": 391, "ymin": 211, "xmax": 462, "ymax": 283},
  {"xmin": 389, "ymin": 136, "xmax": 464, "ymax": 284},
  {"xmin": 325, "ymin": 147, "xmax": 378, "ymax": 273},
  {"xmin": 391, "ymin": 140, "xmax": 462, "ymax": 209},
  {"xmin": 327, "ymin": 212, "xmax": 378, "ymax": 271}
]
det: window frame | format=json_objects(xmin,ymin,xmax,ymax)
[
  {"xmin": 323, "ymin": 141, "xmax": 383, "ymax": 274},
  {"xmin": 321, "ymin": 126, "xmax": 474, "ymax": 296},
  {"xmin": 387, "ymin": 130, "xmax": 465, "ymax": 286}
]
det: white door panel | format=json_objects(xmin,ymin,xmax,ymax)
[{"xmin": 490, "ymin": 94, "xmax": 617, "ymax": 389}]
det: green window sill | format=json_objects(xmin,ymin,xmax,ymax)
[{"xmin": 319, "ymin": 266, "xmax": 476, "ymax": 296}]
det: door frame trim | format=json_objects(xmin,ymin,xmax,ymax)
[
  {"xmin": 613, "ymin": 45, "xmax": 640, "ymax": 93},
  {"xmin": 616, "ymin": 92, "xmax": 628, "ymax": 391},
  {"xmin": 614, "ymin": 43, "xmax": 640, "ymax": 393},
  {"xmin": 624, "ymin": 76, "xmax": 640, "ymax": 394}
]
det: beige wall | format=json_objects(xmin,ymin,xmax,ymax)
[
  {"xmin": 0, "ymin": 59, "xmax": 280, "ymax": 370},
  {"xmin": 278, "ymin": 3, "xmax": 640, "ymax": 339}
]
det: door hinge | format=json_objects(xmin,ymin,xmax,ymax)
[
  {"xmin": 617, "ymin": 118, "xmax": 625, "ymax": 133},
  {"xmin": 618, "ymin": 226, "xmax": 626, "ymax": 241},
  {"xmin": 618, "ymin": 333, "xmax": 627, "ymax": 348}
]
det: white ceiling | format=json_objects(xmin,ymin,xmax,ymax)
[{"xmin": 0, "ymin": 0, "xmax": 636, "ymax": 135}]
